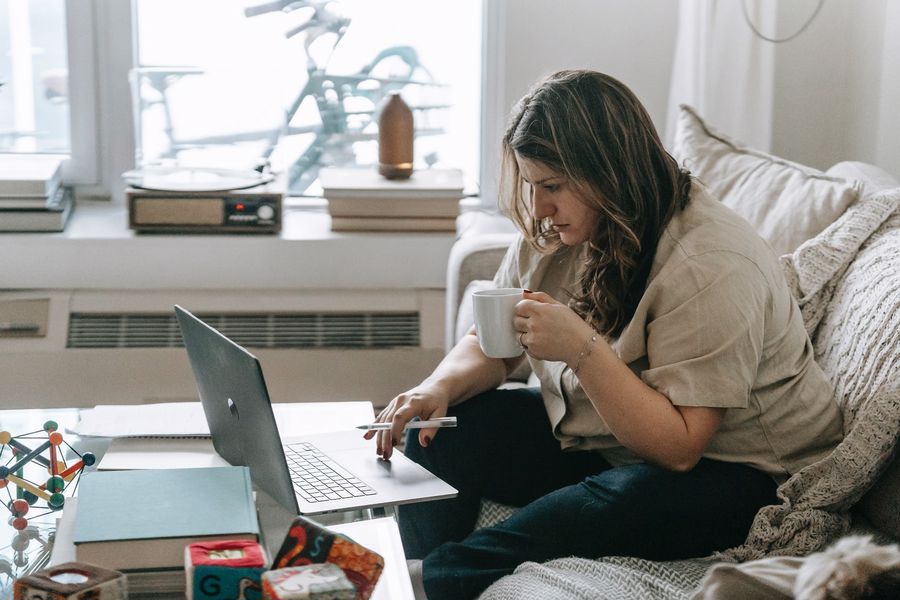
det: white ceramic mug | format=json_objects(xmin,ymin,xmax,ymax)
[{"xmin": 473, "ymin": 287, "xmax": 525, "ymax": 358}]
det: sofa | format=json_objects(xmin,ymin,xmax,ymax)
[{"xmin": 444, "ymin": 105, "xmax": 900, "ymax": 599}]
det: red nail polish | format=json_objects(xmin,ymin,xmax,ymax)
[
  {"xmin": 423, "ymin": 435, "xmax": 432, "ymax": 447},
  {"xmin": 524, "ymin": 289, "xmax": 533, "ymax": 293}
]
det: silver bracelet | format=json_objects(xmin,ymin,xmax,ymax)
[{"xmin": 571, "ymin": 333, "xmax": 598, "ymax": 374}]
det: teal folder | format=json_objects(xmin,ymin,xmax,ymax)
[{"xmin": 72, "ymin": 466, "xmax": 259, "ymax": 571}]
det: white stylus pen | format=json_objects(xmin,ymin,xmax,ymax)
[{"xmin": 355, "ymin": 416, "xmax": 458, "ymax": 431}]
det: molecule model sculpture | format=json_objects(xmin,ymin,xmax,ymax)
[{"xmin": 0, "ymin": 420, "xmax": 94, "ymax": 531}]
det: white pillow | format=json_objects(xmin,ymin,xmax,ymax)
[{"xmin": 672, "ymin": 105, "xmax": 862, "ymax": 256}]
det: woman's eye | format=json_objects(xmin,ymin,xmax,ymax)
[{"xmin": 543, "ymin": 184, "xmax": 559, "ymax": 193}]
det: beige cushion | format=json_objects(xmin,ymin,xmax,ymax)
[{"xmin": 672, "ymin": 105, "xmax": 861, "ymax": 256}]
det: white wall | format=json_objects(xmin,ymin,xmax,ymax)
[
  {"xmin": 501, "ymin": 0, "xmax": 678, "ymax": 127},
  {"xmin": 771, "ymin": 0, "xmax": 898, "ymax": 175},
  {"xmin": 481, "ymin": 0, "xmax": 678, "ymax": 205},
  {"xmin": 488, "ymin": 0, "xmax": 898, "ymax": 184}
]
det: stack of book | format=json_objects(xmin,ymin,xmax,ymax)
[
  {"xmin": 53, "ymin": 466, "xmax": 260, "ymax": 598},
  {"xmin": 320, "ymin": 167, "xmax": 464, "ymax": 232},
  {"xmin": 0, "ymin": 154, "xmax": 74, "ymax": 232}
]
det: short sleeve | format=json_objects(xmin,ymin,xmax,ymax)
[
  {"xmin": 492, "ymin": 235, "xmax": 523, "ymax": 289},
  {"xmin": 641, "ymin": 253, "xmax": 768, "ymax": 409}
]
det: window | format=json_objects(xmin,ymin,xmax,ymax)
[
  {"xmin": 0, "ymin": 0, "xmax": 69, "ymax": 154},
  {"xmin": 132, "ymin": 0, "xmax": 482, "ymax": 196},
  {"xmin": 0, "ymin": 1, "xmax": 483, "ymax": 200}
]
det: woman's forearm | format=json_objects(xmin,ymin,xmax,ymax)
[{"xmin": 423, "ymin": 331, "xmax": 521, "ymax": 406}]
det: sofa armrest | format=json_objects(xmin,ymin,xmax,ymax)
[{"xmin": 445, "ymin": 233, "xmax": 516, "ymax": 352}]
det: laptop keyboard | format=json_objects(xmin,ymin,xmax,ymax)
[{"xmin": 284, "ymin": 442, "xmax": 377, "ymax": 503}]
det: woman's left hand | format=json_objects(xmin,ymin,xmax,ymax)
[{"xmin": 514, "ymin": 291, "xmax": 594, "ymax": 363}]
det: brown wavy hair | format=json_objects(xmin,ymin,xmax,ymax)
[{"xmin": 500, "ymin": 70, "xmax": 692, "ymax": 338}]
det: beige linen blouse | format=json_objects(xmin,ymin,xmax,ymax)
[{"xmin": 493, "ymin": 185, "xmax": 843, "ymax": 480}]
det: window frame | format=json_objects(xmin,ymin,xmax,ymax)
[
  {"xmin": 62, "ymin": 0, "xmax": 99, "ymax": 186},
  {"xmin": 68, "ymin": 0, "xmax": 498, "ymax": 206},
  {"xmin": 63, "ymin": 0, "xmax": 135, "ymax": 201},
  {"xmin": 480, "ymin": 0, "xmax": 506, "ymax": 211}
]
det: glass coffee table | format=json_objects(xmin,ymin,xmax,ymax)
[{"xmin": 0, "ymin": 406, "xmax": 414, "ymax": 600}]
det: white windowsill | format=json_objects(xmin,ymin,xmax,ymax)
[{"xmin": 1, "ymin": 200, "xmax": 467, "ymax": 290}]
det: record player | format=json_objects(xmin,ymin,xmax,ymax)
[{"xmin": 124, "ymin": 167, "xmax": 283, "ymax": 234}]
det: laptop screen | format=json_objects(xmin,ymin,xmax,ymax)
[{"xmin": 175, "ymin": 305, "xmax": 300, "ymax": 513}]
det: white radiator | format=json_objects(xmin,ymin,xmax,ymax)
[{"xmin": 0, "ymin": 289, "xmax": 445, "ymax": 409}]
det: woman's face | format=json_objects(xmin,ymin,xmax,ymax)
[{"xmin": 515, "ymin": 154, "xmax": 599, "ymax": 246}]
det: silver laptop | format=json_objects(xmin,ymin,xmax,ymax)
[{"xmin": 175, "ymin": 305, "xmax": 456, "ymax": 515}]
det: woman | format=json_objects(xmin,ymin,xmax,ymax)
[{"xmin": 365, "ymin": 70, "xmax": 843, "ymax": 600}]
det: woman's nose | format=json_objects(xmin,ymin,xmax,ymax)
[{"xmin": 531, "ymin": 189, "xmax": 554, "ymax": 220}]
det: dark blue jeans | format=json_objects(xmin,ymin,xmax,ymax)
[{"xmin": 399, "ymin": 387, "xmax": 778, "ymax": 600}]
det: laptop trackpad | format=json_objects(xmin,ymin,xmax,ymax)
[
  {"xmin": 289, "ymin": 429, "xmax": 420, "ymax": 474},
  {"xmin": 333, "ymin": 445, "xmax": 440, "ymax": 485}
]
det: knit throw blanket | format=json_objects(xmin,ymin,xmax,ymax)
[
  {"xmin": 481, "ymin": 190, "xmax": 900, "ymax": 600},
  {"xmin": 725, "ymin": 189, "xmax": 900, "ymax": 561},
  {"xmin": 722, "ymin": 382, "xmax": 900, "ymax": 562}
]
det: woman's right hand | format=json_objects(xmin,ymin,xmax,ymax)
[{"xmin": 364, "ymin": 384, "xmax": 451, "ymax": 460}]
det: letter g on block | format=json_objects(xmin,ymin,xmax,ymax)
[{"xmin": 199, "ymin": 574, "xmax": 221, "ymax": 596}]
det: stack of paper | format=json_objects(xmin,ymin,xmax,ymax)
[{"xmin": 71, "ymin": 402, "xmax": 211, "ymax": 438}]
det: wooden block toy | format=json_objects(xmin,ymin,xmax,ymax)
[
  {"xmin": 261, "ymin": 563, "xmax": 356, "ymax": 599},
  {"xmin": 13, "ymin": 561, "xmax": 127, "ymax": 600},
  {"xmin": 272, "ymin": 517, "xmax": 383, "ymax": 600},
  {"xmin": 185, "ymin": 539, "xmax": 266, "ymax": 600}
]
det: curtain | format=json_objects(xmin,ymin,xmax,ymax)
[{"xmin": 665, "ymin": 0, "xmax": 777, "ymax": 151}]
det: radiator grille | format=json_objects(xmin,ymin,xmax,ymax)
[{"xmin": 66, "ymin": 312, "xmax": 420, "ymax": 349}]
